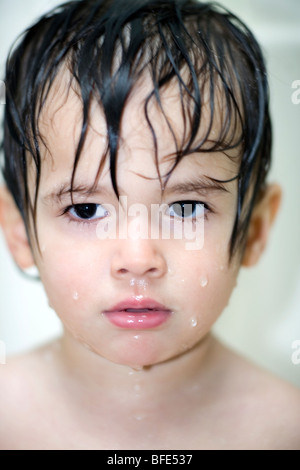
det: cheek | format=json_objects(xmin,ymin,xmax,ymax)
[
  {"xmin": 169, "ymin": 247, "xmax": 239, "ymax": 331},
  {"xmin": 37, "ymin": 240, "xmax": 103, "ymax": 321}
]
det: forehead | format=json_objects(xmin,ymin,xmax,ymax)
[{"xmin": 37, "ymin": 68, "xmax": 240, "ymax": 184}]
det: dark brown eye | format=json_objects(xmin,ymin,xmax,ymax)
[{"xmin": 69, "ymin": 204, "xmax": 108, "ymax": 220}]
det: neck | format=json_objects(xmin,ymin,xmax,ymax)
[{"xmin": 55, "ymin": 331, "xmax": 216, "ymax": 410}]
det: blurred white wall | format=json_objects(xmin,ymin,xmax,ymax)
[{"xmin": 0, "ymin": 0, "xmax": 299, "ymax": 387}]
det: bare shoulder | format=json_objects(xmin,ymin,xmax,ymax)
[
  {"xmin": 0, "ymin": 342, "xmax": 61, "ymax": 450},
  {"xmin": 253, "ymin": 369, "xmax": 300, "ymax": 449},
  {"xmin": 213, "ymin": 340, "xmax": 300, "ymax": 450}
]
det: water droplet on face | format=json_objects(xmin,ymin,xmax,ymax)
[
  {"xmin": 130, "ymin": 279, "xmax": 148, "ymax": 290},
  {"xmin": 73, "ymin": 291, "xmax": 79, "ymax": 301},
  {"xmin": 134, "ymin": 414, "xmax": 145, "ymax": 421},
  {"xmin": 190, "ymin": 318, "xmax": 198, "ymax": 328},
  {"xmin": 41, "ymin": 244, "xmax": 46, "ymax": 253},
  {"xmin": 134, "ymin": 383, "xmax": 141, "ymax": 393},
  {"xmin": 200, "ymin": 277, "xmax": 208, "ymax": 287},
  {"xmin": 168, "ymin": 268, "xmax": 175, "ymax": 277},
  {"xmin": 131, "ymin": 365, "xmax": 143, "ymax": 372}
]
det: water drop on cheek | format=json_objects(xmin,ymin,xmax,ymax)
[
  {"xmin": 200, "ymin": 277, "xmax": 208, "ymax": 288},
  {"xmin": 168, "ymin": 268, "xmax": 175, "ymax": 277},
  {"xmin": 190, "ymin": 318, "xmax": 198, "ymax": 328},
  {"xmin": 134, "ymin": 413, "xmax": 146, "ymax": 421},
  {"xmin": 73, "ymin": 291, "xmax": 79, "ymax": 301}
]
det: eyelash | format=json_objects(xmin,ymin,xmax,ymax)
[{"xmin": 60, "ymin": 200, "xmax": 212, "ymax": 226}]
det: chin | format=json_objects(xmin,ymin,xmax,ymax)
[{"xmin": 102, "ymin": 333, "xmax": 173, "ymax": 369}]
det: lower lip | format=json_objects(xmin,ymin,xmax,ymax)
[{"xmin": 103, "ymin": 310, "xmax": 172, "ymax": 329}]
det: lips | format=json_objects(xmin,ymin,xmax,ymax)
[{"xmin": 103, "ymin": 298, "xmax": 172, "ymax": 329}]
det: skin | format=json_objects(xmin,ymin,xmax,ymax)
[{"xmin": 0, "ymin": 72, "xmax": 299, "ymax": 450}]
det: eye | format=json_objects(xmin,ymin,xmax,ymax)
[
  {"xmin": 168, "ymin": 201, "xmax": 205, "ymax": 219},
  {"xmin": 68, "ymin": 204, "xmax": 108, "ymax": 221}
]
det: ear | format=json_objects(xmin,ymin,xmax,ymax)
[
  {"xmin": 242, "ymin": 184, "xmax": 282, "ymax": 267},
  {"xmin": 0, "ymin": 186, "xmax": 35, "ymax": 270}
]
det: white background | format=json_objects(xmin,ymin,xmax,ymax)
[{"xmin": 0, "ymin": 0, "xmax": 299, "ymax": 387}]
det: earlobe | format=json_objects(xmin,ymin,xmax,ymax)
[
  {"xmin": 242, "ymin": 184, "xmax": 282, "ymax": 267},
  {"xmin": 0, "ymin": 186, "xmax": 35, "ymax": 270}
]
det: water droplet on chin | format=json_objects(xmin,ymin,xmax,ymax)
[
  {"xmin": 200, "ymin": 277, "xmax": 208, "ymax": 287},
  {"xmin": 131, "ymin": 365, "xmax": 144, "ymax": 372},
  {"xmin": 190, "ymin": 318, "xmax": 198, "ymax": 328}
]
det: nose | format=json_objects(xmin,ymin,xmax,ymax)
[{"xmin": 111, "ymin": 238, "xmax": 168, "ymax": 280}]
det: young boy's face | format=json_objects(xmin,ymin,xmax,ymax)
[{"xmin": 29, "ymin": 71, "xmax": 241, "ymax": 368}]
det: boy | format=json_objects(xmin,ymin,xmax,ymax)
[{"xmin": 0, "ymin": 0, "xmax": 299, "ymax": 450}]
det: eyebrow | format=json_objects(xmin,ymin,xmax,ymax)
[
  {"xmin": 42, "ymin": 183, "xmax": 111, "ymax": 204},
  {"xmin": 164, "ymin": 175, "xmax": 233, "ymax": 196}
]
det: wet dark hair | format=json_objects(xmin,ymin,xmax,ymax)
[{"xmin": 2, "ymin": 0, "xmax": 271, "ymax": 258}]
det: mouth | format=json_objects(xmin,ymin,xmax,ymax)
[{"xmin": 102, "ymin": 298, "xmax": 172, "ymax": 330}]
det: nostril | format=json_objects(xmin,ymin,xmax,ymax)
[
  {"xmin": 118, "ymin": 268, "xmax": 128, "ymax": 275},
  {"xmin": 111, "ymin": 250, "xmax": 167, "ymax": 279}
]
